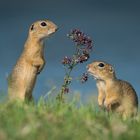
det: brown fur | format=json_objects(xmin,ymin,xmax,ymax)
[
  {"xmin": 8, "ymin": 19, "xmax": 58, "ymax": 101},
  {"xmin": 87, "ymin": 61, "xmax": 138, "ymax": 118}
]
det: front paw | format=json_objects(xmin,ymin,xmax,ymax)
[
  {"xmin": 99, "ymin": 104, "xmax": 103, "ymax": 108},
  {"xmin": 37, "ymin": 66, "xmax": 42, "ymax": 74},
  {"xmin": 32, "ymin": 60, "xmax": 45, "ymax": 74},
  {"xmin": 106, "ymin": 104, "xmax": 112, "ymax": 112},
  {"xmin": 99, "ymin": 104, "xmax": 106, "ymax": 111},
  {"xmin": 37, "ymin": 70, "xmax": 41, "ymax": 75},
  {"xmin": 36, "ymin": 64, "xmax": 45, "ymax": 74},
  {"xmin": 104, "ymin": 101, "xmax": 111, "ymax": 111},
  {"xmin": 98, "ymin": 100, "xmax": 106, "ymax": 111}
]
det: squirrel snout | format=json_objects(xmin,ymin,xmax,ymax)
[{"xmin": 55, "ymin": 27, "xmax": 59, "ymax": 32}]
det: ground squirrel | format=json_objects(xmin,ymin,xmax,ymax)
[
  {"xmin": 8, "ymin": 19, "xmax": 58, "ymax": 101},
  {"xmin": 87, "ymin": 61, "xmax": 138, "ymax": 118}
]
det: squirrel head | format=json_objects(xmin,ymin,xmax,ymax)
[
  {"xmin": 28, "ymin": 19, "xmax": 58, "ymax": 40},
  {"xmin": 87, "ymin": 61, "xmax": 116, "ymax": 81}
]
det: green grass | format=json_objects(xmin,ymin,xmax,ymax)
[{"xmin": 0, "ymin": 96, "xmax": 140, "ymax": 140}]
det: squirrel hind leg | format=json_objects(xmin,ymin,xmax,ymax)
[
  {"xmin": 25, "ymin": 91, "xmax": 34, "ymax": 102},
  {"xmin": 122, "ymin": 107, "xmax": 138, "ymax": 120}
]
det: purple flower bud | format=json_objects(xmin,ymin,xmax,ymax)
[
  {"xmin": 62, "ymin": 56, "xmax": 72, "ymax": 65},
  {"xmin": 81, "ymin": 73, "xmax": 88, "ymax": 83},
  {"xmin": 82, "ymin": 49, "xmax": 89, "ymax": 55},
  {"xmin": 78, "ymin": 53, "xmax": 90, "ymax": 63},
  {"xmin": 68, "ymin": 29, "xmax": 93, "ymax": 49}
]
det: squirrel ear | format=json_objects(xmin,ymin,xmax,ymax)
[
  {"xmin": 30, "ymin": 24, "xmax": 34, "ymax": 31},
  {"xmin": 109, "ymin": 66, "xmax": 114, "ymax": 73}
]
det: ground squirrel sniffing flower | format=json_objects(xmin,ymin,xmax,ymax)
[
  {"xmin": 87, "ymin": 61, "xmax": 138, "ymax": 118},
  {"xmin": 8, "ymin": 19, "xmax": 58, "ymax": 101}
]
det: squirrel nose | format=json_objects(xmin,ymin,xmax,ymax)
[{"xmin": 55, "ymin": 27, "xmax": 59, "ymax": 32}]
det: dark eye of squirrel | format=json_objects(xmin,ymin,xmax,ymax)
[
  {"xmin": 41, "ymin": 22, "xmax": 47, "ymax": 27},
  {"xmin": 98, "ymin": 63, "xmax": 105, "ymax": 67}
]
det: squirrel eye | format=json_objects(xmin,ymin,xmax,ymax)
[
  {"xmin": 98, "ymin": 63, "xmax": 105, "ymax": 67},
  {"xmin": 40, "ymin": 22, "xmax": 47, "ymax": 27}
]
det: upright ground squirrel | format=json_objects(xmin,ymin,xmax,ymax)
[
  {"xmin": 87, "ymin": 61, "xmax": 138, "ymax": 118},
  {"xmin": 8, "ymin": 19, "xmax": 58, "ymax": 101}
]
